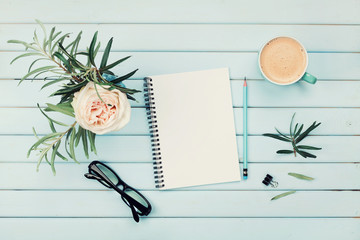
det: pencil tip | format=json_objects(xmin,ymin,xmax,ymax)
[{"xmin": 244, "ymin": 77, "xmax": 247, "ymax": 87}]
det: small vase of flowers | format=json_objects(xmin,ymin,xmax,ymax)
[{"xmin": 8, "ymin": 20, "xmax": 140, "ymax": 174}]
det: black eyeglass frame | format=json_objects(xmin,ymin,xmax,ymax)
[{"xmin": 85, "ymin": 161, "xmax": 152, "ymax": 222}]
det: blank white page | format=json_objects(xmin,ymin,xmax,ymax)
[{"xmin": 149, "ymin": 68, "xmax": 240, "ymax": 190}]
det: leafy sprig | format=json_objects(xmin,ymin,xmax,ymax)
[
  {"xmin": 263, "ymin": 113, "xmax": 322, "ymax": 158},
  {"xmin": 8, "ymin": 20, "xmax": 140, "ymax": 174}
]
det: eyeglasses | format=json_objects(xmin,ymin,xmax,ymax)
[{"xmin": 84, "ymin": 161, "xmax": 152, "ymax": 222}]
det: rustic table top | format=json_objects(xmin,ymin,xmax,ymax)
[{"xmin": 0, "ymin": 0, "xmax": 360, "ymax": 239}]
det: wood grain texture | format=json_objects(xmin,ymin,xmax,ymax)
[
  {"xmin": 0, "ymin": 191, "xmax": 359, "ymax": 217},
  {"xmin": 1, "ymin": 0, "xmax": 359, "ymax": 24},
  {"xmin": 0, "ymin": 0, "xmax": 359, "ymax": 239},
  {"xmin": 1, "ymin": 52, "xmax": 360, "ymax": 80},
  {"xmin": 2, "ymin": 135, "xmax": 359, "ymax": 163},
  {"xmin": 0, "ymin": 162, "xmax": 358, "ymax": 190},
  {"xmin": 2, "ymin": 80, "xmax": 360, "ymax": 107},
  {"xmin": 1, "ymin": 107, "xmax": 359, "ymax": 135},
  {"xmin": 2, "ymin": 24, "xmax": 360, "ymax": 52},
  {"xmin": 0, "ymin": 218, "xmax": 359, "ymax": 240}
]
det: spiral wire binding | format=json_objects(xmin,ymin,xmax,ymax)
[{"xmin": 144, "ymin": 77, "xmax": 165, "ymax": 188}]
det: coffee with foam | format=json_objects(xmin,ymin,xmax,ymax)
[{"xmin": 259, "ymin": 37, "xmax": 307, "ymax": 84}]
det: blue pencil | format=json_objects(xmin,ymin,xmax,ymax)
[{"xmin": 243, "ymin": 77, "xmax": 248, "ymax": 180}]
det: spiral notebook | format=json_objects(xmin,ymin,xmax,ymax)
[{"xmin": 144, "ymin": 68, "xmax": 240, "ymax": 190}]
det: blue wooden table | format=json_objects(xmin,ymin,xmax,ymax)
[{"xmin": 1, "ymin": 0, "xmax": 360, "ymax": 239}]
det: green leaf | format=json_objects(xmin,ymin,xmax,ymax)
[
  {"xmin": 263, "ymin": 133, "xmax": 291, "ymax": 142},
  {"xmin": 36, "ymin": 150, "xmax": 48, "ymax": 172},
  {"xmin": 75, "ymin": 126, "xmax": 83, "ymax": 147},
  {"xmin": 271, "ymin": 191, "xmax": 296, "ymax": 201},
  {"xmin": 297, "ymin": 145, "xmax": 322, "ymax": 150},
  {"xmin": 47, "ymin": 27, "xmax": 56, "ymax": 53},
  {"xmin": 293, "ymin": 123, "xmax": 298, "ymax": 136},
  {"xmin": 100, "ymin": 37, "xmax": 113, "ymax": 69},
  {"xmin": 89, "ymin": 31, "xmax": 98, "ymax": 67},
  {"xmin": 126, "ymin": 94, "xmax": 136, "ymax": 101},
  {"xmin": 288, "ymin": 172, "xmax": 314, "ymax": 181},
  {"xmin": 69, "ymin": 126, "xmax": 78, "ymax": 163},
  {"xmin": 87, "ymin": 130, "xmax": 97, "ymax": 154},
  {"xmin": 276, "ymin": 150, "xmax": 293, "ymax": 154},
  {"xmin": 295, "ymin": 121, "xmax": 321, "ymax": 144},
  {"xmin": 71, "ymin": 31, "xmax": 82, "ymax": 55},
  {"xmin": 94, "ymin": 42, "xmax": 101, "ymax": 59},
  {"xmin": 53, "ymin": 51, "xmax": 72, "ymax": 72},
  {"xmin": 35, "ymin": 19, "xmax": 48, "ymax": 49},
  {"xmin": 82, "ymin": 129, "xmax": 89, "ymax": 159},
  {"xmin": 33, "ymin": 70, "xmax": 51, "ymax": 79},
  {"xmin": 44, "ymin": 153, "xmax": 50, "ymax": 165},
  {"xmin": 294, "ymin": 124, "xmax": 304, "ymax": 138},
  {"xmin": 290, "ymin": 113, "xmax": 296, "ymax": 137},
  {"xmin": 48, "ymin": 119, "xmax": 56, "ymax": 133},
  {"xmin": 110, "ymin": 69, "xmax": 138, "ymax": 84},
  {"xmin": 51, "ymin": 81, "xmax": 87, "ymax": 96},
  {"xmin": 50, "ymin": 33, "xmax": 70, "ymax": 54},
  {"xmin": 40, "ymin": 78, "xmax": 69, "ymax": 90},
  {"xmin": 56, "ymin": 151, "xmax": 68, "ymax": 162},
  {"xmin": 10, "ymin": 52, "xmax": 43, "ymax": 64},
  {"xmin": 32, "ymin": 127, "xmax": 39, "ymax": 139},
  {"xmin": 28, "ymin": 58, "xmax": 49, "ymax": 73},
  {"xmin": 75, "ymin": 51, "xmax": 89, "ymax": 56},
  {"xmin": 298, "ymin": 150, "xmax": 317, "ymax": 158},
  {"xmin": 274, "ymin": 128, "xmax": 290, "ymax": 140},
  {"xmin": 100, "ymin": 55, "xmax": 131, "ymax": 72},
  {"xmin": 114, "ymin": 85, "xmax": 141, "ymax": 94},
  {"xmin": 58, "ymin": 43, "xmax": 85, "ymax": 69},
  {"xmin": 51, "ymin": 141, "xmax": 61, "ymax": 175},
  {"xmin": 7, "ymin": 40, "xmax": 39, "ymax": 51},
  {"xmin": 45, "ymin": 103, "xmax": 74, "ymax": 117},
  {"xmin": 20, "ymin": 66, "xmax": 57, "ymax": 84},
  {"xmin": 64, "ymin": 31, "xmax": 82, "ymax": 55},
  {"xmin": 33, "ymin": 30, "xmax": 39, "ymax": 45}
]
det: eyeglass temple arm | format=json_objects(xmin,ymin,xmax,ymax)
[{"xmin": 129, "ymin": 204, "xmax": 140, "ymax": 222}]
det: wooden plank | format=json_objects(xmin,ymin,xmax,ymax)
[
  {"xmin": 0, "ymin": 218, "xmax": 359, "ymax": 240},
  {"xmin": 1, "ymin": 107, "xmax": 360, "ymax": 135},
  {"xmin": 2, "ymin": 135, "xmax": 358, "ymax": 163},
  {"xmin": 0, "ymin": 162, "xmax": 359, "ymax": 190},
  {"xmin": 2, "ymin": 52, "xmax": 360, "ymax": 80},
  {"xmin": 0, "ymin": 79, "xmax": 144, "ymax": 107},
  {"xmin": 2, "ymin": 79, "xmax": 360, "ymax": 108},
  {"xmin": 3, "ymin": 24, "xmax": 360, "ymax": 52},
  {"xmin": 1, "ymin": 0, "xmax": 359, "ymax": 24},
  {"xmin": 0, "ymin": 190, "xmax": 358, "ymax": 217}
]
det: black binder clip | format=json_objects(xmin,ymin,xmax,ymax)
[{"xmin": 262, "ymin": 174, "xmax": 278, "ymax": 188}]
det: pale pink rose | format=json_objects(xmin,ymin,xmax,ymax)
[{"xmin": 71, "ymin": 82, "xmax": 131, "ymax": 135}]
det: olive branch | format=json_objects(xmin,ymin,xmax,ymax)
[
  {"xmin": 8, "ymin": 20, "xmax": 140, "ymax": 174},
  {"xmin": 263, "ymin": 113, "xmax": 322, "ymax": 158}
]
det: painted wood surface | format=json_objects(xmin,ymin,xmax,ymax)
[
  {"xmin": 0, "ymin": 0, "xmax": 359, "ymax": 239},
  {"xmin": 1, "ymin": 218, "xmax": 359, "ymax": 240},
  {"xmin": 2, "ymin": 24, "xmax": 360, "ymax": 52},
  {"xmin": 1, "ymin": 0, "xmax": 359, "ymax": 24},
  {"xmin": 2, "ymin": 52, "xmax": 360, "ymax": 79},
  {"xmin": 2, "ymin": 80, "xmax": 360, "ymax": 107},
  {"xmin": 3, "ymin": 135, "xmax": 360, "ymax": 163}
]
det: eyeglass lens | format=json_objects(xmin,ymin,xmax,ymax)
[
  {"xmin": 122, "ymin": 188, "xmax": 149, "ymax": 211},
  {"xmin": 95, "ymin": 163, "xmax": 120, "ymax": 186}
]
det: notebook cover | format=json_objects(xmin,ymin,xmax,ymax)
[{"xmin": 148, "ymin": 68, "xmax": 240, "ymax": 189}]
